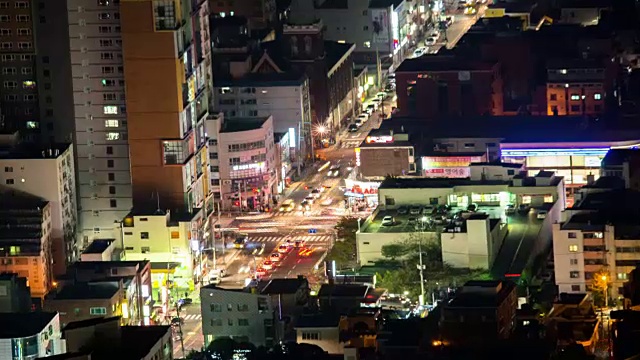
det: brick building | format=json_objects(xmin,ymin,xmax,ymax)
[{"xmin": 395, "ymin": 56, "xmax": 503, "ymax": 119}]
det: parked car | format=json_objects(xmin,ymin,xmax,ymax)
[
  {"xmin": 505, "ymin": 204, "xmax": 516, "ymax": 215},
  {"xmin": 413, "ymin": 47, "xmax": 427, "ymax": 57},
  {"xmin": 467, "ymin": 203, "xmax": 477, "ymax": 212},
  {"xmin": 425, "ymin": 37, "xmax": 437, "ymax": 46},
  {"xmin": 310, "ymin": 189, "xmax": 321, "ymax": 198},
  {"xmin": 518, "ymin": 204, "xmax": 531, "ymax": 214},
  {"xmin": 366, "ymin": 104, "xmax": 376, "ymax": 113},
  {"xmin": 537, "ymin": 210, "xmax": 548, "ymax": 219},
  {"xmin": 422, "ymin": 205, "xmax": 435, "ymax": 215},
  {"xmin": 348, "ymin": 124, "xmax": 359, "ymax": 132},
  {"xmin": 409, "ymin": 205, "xmax": 422, "ymax": 215},
  {"xmin": 376, "ymin": 91, "xmax": 388, "ymax": 100},
  {"xmin": 429, "ymin": 31, "xmax": 439, "ymax": 40},
  {"xmin": 358, "ymin": 113, "xmax": 369, "ymax": 122},
  {"xmin": 446, "ymin": 16, "xmax": 454, "ymax": 26},
  {"xmin": 381, "ymin": 216, "xmax": 396, "ymax": 226},
  {"xmin": 397, "ymin": 206, "xmax": 409, "ymax": 215}
]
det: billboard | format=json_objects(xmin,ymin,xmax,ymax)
[
  {"xmin": 371, "ymin": 9, "xmax": 390, "ymax": 43},
  {"xmin": 424, "ymin": 167, "xmax": 470, "ymax": 178}
]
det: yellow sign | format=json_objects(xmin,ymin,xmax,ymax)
[{"xmin": 484, "ymin": 8, "xmax": 506, "ymax": 17}]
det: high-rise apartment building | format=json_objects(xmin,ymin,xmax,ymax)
[
  {"xmin": 120, "ymin": 0, "xmax": 212, "ymax": 211},
  {"xmin": 0, "ymin": 0, "xmax": 39, "ymax": 133}
]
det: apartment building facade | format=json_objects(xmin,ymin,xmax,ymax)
[
  {"xmin": 120, "ymin": 0, "xmax": 212, "ymax": 212},
  {"xmin": 553, "ymin": 190, "xmax": 640, "ymax": 297},
  {"xmin": 0, "ymin": 138, "xmax": 77, "ymax": 276},
  {"xmin": 205, "ymin": 114, "xmax": 278, "ymax": 210},
  {"xmin": 65, "ymin": 0, "xmax": 134, "ymax": 244},
  {"xmin": 0, "ymin": 0, "xmax": 38, "ymax": 133}
]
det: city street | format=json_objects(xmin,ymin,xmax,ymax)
[{"xmin": 172, "ymin": 7, "xmax": 481, "ymax": 356}]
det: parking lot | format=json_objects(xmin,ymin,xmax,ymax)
[{"xmin": 362, "ymin": 203, "xmax": 550, "ymax": 234}]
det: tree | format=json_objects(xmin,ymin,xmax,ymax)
[
  {"xmin": 590, "ymin": 268, "xmax": 611, "ymax": 307},
  {"xmin": 381, "ymin": 243, "xmax": 407, "ymax": 260},
  {"xmin": 326, "ymin": 239, "xmax": 356, "ymax": 269},
  {"xmin": 335, "ymin": 216, "xmax": 359, "ymax": 242}
]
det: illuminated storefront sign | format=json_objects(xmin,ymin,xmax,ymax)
[
  {"xmin": 501, "ymin": 148, "xmax": 610, "ymax": 157},
  {"xmin": 422, "ymin": 155, "xmax": 483, "ymax": 168},
  {"xmin": 366, "ymin": 135, "xmax": 393, "ymax": 144},
  {"xmin": 288, "ymin": 127, "xmax": 296, "ymax": 148},
  {"xmin": 355, "ymin": 148, "xmax": 361, "ymax": 166},
  {"xmin": 232, "ymin": 162, "xmax": 265, "ymax": 171},
  {"xmin": 344, "ymin": 179, "xmax": 380, "ymax": 198},
  {"xmin": 424, "ymin": 167, "xmax": 470, "ymax": 178}
]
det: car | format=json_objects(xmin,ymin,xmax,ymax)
[
  {"xmin": 464, "ymin": 6, "xmax": 477, "ymax": 14},
  {"xmin": 445, "ymin": 16, "xmax": 454, "ymax": 26},
  {"xmin": 408, "ymin": 217, "xmax": 417, "ymax": 226},
  {"xmin": 429, "ymin": 31, "xmax": 439, "ymax": 40},
  {"xmin": 348, "ymin": 124, "xmax": 359, "ymax": 132},
  {"xmin": 298, "ymin": 248, "xmax": 314, "ymax": 257},
  {"xmin": 387, "ymin": 73, "xmax": 396, "ymax": 80},
  {"xmin": 371, "ymin": 97, "xmax": 382, "ymax": 106},
  {"xmin": 320, "ymin": 198, "xmax": 333, "ymax": 206},
  {"xmin": 262, "ymin": 260, "xmax": 273, "ymax": 270},
  {"xmin": 425, "ymin": 37, "xmax": 437, "ymax": 46},
  {"xmin": 171, "ymin": 317, "xmax": 184, "ymax": 326},
  {"xmin": 279, "ymin": 199, "xmax": 295, "ymax": 212},
  {"xmin": 537, "ymin": 210, "xmax": 548, "ymax": 219},
  {"xmin": 310, "ymin": 189, "xmax": 321, "ymax": 198},
  {"xmin": 413, "ymin": 47, "xmax": 427, "ymax": 57},
  {"xmin": 299, "ymin": 200, "xmax": 311, "ymax": 211},
  {"xmin": 354, "ymin": 118, "xmax": 363, "ymax": 127},
  {"xmin": 467, "ymin": 203, "xmax": 478, "ymax": 212},
  {"xmin": 409, "ymin": 205, "xmax": 422, "ymax": 215},
  {"xmin": 234, "ymin": 233, "xmax": 248, "ymax": 248},
  {"xmin": 304, "ymin": 196, "xmax": 315, "ymax": 204},
  {"xmin": 294, "ymin": 240, "xmax": 305, "ymax": 248},
  {"xmin": 397, "ymin": 206, "xmax": 409, "ymax": 215},
  {"xmin": 381, "ymin": 216, "xmax": 395, "ymax": 226},
  {"xmin": 376, "ymin": 91, "xmax": 388, "ymax": 100},
  {"xmin": 518, "ymin": 204, "xmax": 531, "ymax": 214},
  {"xmin": 270, "ymin": 253, "xmax": 282, "ymax": 262},
  {"xmin": 255, "ymin": 267, "xmax": 267, "ymax": 277},
  {"xmin": 365, "ymin": 105, "xmax": 375, "ymax": 114},
  {"xmin": 278, "ymin": 244, "xmax": 290, "ymax": 253},
  {"xmin": 422, "ymin": 205, "xmax": 435, "ymax": 215},
  {"xmin": 358, "ymin": 113, "xmax": 369, "ymax": 122},
  {"xmin": 505, "ymin": 204, "xmax": 516, "ymax": 215}
]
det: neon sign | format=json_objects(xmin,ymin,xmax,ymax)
[
  {"xmin": 355, "ymin": 148, "xmax": 361, "ymax": 166},
  {"xmin": 366, "ymin": 136, "xmax": 393, "ymax": 144},
  {"xmin": 501, "ymin": 148, "xmax": 610, "ymax": 157}
]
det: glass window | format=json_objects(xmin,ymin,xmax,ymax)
[
  {"xmin": 544, "ymin": 195, "xmax": 554, "ymax": 203},
  {"xmin": 106, "ymin": 132, "xmax": 120, "ymax": 141},
  {"xmin": 521, "ymin": 196, "xmax": 531, "ymax": 204},
  {"xmin": 568, "ymin": 245, "xmax": 578, "ymax": 252},
  {"xmin": 105, "ymin": 119, "xmax": 119, "ymax": 127},
  {"xmin": 163, "ymin": 140, "xmax": 185, "ymax": 165},
  {"xmin": 89, "ymin": 307, "xmax": 107, "ymax": 315},
  {"xmin": 103, "ymin": 105, "xmax": 118, "ymax": 114},
  {"xmin": 568, "ymin": 232, "xmax": 577, "ymax": 238},
  {"xmin": 569, "ymin": 271, "xmax": 580, "ymax": 278},
  {"xmin": 210, "ymin": 303, "xmax": 222, "ymax": 312}
]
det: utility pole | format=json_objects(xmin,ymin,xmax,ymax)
[
  {"xmin": 418, "ymin": 217, "xmax": 427, "ymax": 306},
  {"xmin": 175, "ymin": 302, "xmax": 186, "ymax": 357}
]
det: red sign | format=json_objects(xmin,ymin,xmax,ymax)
[
  {"xmin": 366, "ymin": 136, "xmax": 393, "ymax": 144},
  {"xmin": 351, "ymin": 185, "xmax": 378, "ymax": 195}
]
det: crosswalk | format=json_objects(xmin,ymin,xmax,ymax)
[
  {"xmin": 183, "ymin": 314, "xmax": 202, "ymax": 321},
  {"xmin": 341, "ymin": 140, "xmax": 362, "ymax": 149},
  {"xmin": 250, "ymin": 235, "xmax": 332, "ymax": 243}
]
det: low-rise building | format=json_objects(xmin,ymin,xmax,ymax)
[
  {"xmin": 545, "ymin": 58, "xmax": 610, "ymax": 116},
  {"xmin": 441, "ymin": 280, "xmax": 517, "ymax": 345},
  {"xmin": 200, "ymin": 285, "xmax": 276, "ymax": 347},
  {"xmin": 44, "ymin": 280, "xmax": 124, "ymax": 328},
  {"xmin": 553, "ymin": 189, "xmax": 640, "ymax": 296},
  {"xmin": 0, "ymin": 312, "xmax": 63, "ymax": 358},
  {"xmin": 357, "ymin": 168, "xmax": 565, "ymax": 268},
  {"xmin": 205, "ymin": 114, "xmax": 278, "ymax": 210},
  {"xmin": 0, "ymin": 191, "xmax": 53, "ymax": 299},
  {"xmin": 119, "ymin": 209, "xmax": 201, "ymax": 292},
  {"xmin": 295, "ymin": 313, "xmax": 343, "ymax": 354},
  {"xmin": 545, "ymin": 293, "xmax": 599, "ymax": 354},
  {"xmin": 0, "ymin": 273, "xmax": 31, "ymax": 312},
  {"xmin": 317, "ymin": 284, "xmax": 383, "ymax": 314},
  {"xmin": 601, "ymin": 149, "xmax": 640, "ymax": 190},
  {"xmin": 394, "ymin": 56, "xmax": 504, "ymax": 119},
  {"xmin": 59, "ymin": 316, "xmax": 172, "ymax": 359},
  {"xmin": 259, "ymin": 277, "xmax": 311, "ymax": 338},
  {"xmin": 80, "ymin": 239, "xmax": 120, "ymax": 262},
  {"xmin": 0, "ymin": 138, "xmax": 76, "ymax": 276},
  {"xmin": 65, "ymin": 261, "xmax": 152, "ymax": 325}
]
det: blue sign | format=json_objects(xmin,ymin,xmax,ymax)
[{"xmin": 308, "ymin": 229, "xmax": 317, "ymax": 234}]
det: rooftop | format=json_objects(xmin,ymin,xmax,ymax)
[
  {"xmin": 324, "ymin": 41, "xmax": 355, "ymax": 71},
  {"xmin": 0, "ymin": 190, "xmax": 48, "ymax": 210},
  {"xmin": 487, "ymin": 0, "xmax": 537, "ymax": 13},
  {"xmin": 446, "ymin": 280, "xmax": 516, "ymax": 308},
  {"xmin": 49, "ymin": 281, "xmax": 121, "ymax": 301},
  {"xmin": 83, "ymin": 239, "xmax": 114, "ymax": 254},
  {"xmin": 546, "ymin": 57, "xmax": 605, "ymax": 70},
  {"xmin": 68, "ymin": 260, "xmax": 148, "ymax": 272},
  {"xmin": 63, "ymin": 316, "xmax": 118, "ymax": 331},
  {"xmin": 562, "ymin": 190, "xmax": 640, "ymax": 236},
  {"xmin": 377, "ymin": 116, "xmax": 640, "ymax": 144},
  {"xmin": 395, "ymin": 56, "xmax": 497, "ymax": 73},
  {"xmin": 295, "ymin": 313, "xmax": 341, "ymax": 328},
  {"xmin": 0, "ymin": 142, "xmax": 70, "ymax": 160},
  {"xmin": 260, "ymin": 277, "xmax": 308, "ymax": 295},
  {"xmin": 213, "ymin": 71, "xmax": 307, "ymax": 87},
  {"xmin": 221, "ymin": 117, "xmax": 269, "ymax": 133},
  {"xmin": 0, "ymin": 312, "xmax": 57, "ymax": 338},
  {"xmin": 602, "ymin": 149, "xmax": 640, "ymax": 166},
  {"xmin": 318, "ymin": 284, "xmax": 369, "ymax": 298},
  {"xmin": 124, "ymin": 208, "xmax": 198, "ymax": 223}
]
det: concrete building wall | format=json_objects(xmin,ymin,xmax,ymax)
[
  {"xmin": 0, "ymin": 146, "xmax": 77, "ymax": 276},
  {"xmin": 66, "ymin": 0, "xmax": 133, "ymax": 244},
  {"xmin": 359, "ymin": 147, "xmax": 413, "ymax": 179},
  {"xmin": 296, "ymin": 327, "xmax": 343, "ymax": 354},
  {"xmin": 44, "ymin": 292, "xmax": 122, "ymax": 327},
  {"xmin": 547, "ymin": 83, "xmax": 605, "ymax": 116}
]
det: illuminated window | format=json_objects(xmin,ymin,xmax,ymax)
[
  {"xmin": 103, "ymin": 105, "xmax": 118, "ymax": 114},
  {"xmin": 171, "ymin": 231, "xmax": 179, "ymax": 239},
  {"xmin": 544, "ymin": 195, "xmax": 554, "ymax": 203},
  {"xmin": 26, "ymin": 121, "xmax": 38, "ymax": 129},
  {"xmin": 106, "ymin": 132, "xmax": 120, "ymax": 141},
  {"xmin": 618, "ymin": 273, "xmax": 628, "ymax": 280},
  {"xmin": 594, "ymin": 93, "xmax": 602, "ymax": 100},
  {"xmin": 89, "ymin": 307, "xmax": 107, "ymax": 315},
  {"xmin": 568, "ymin": 245, "xmax": 578, "ymax": 252},
  {"xmin": 364, "ymin": 41, "xmax": 371, "ymax": 48},
  {"xmin": 570, "ymin": 94, "xmax": 580, "ymax": 101},
  {"xmin": 104, "ymin": 119, "xmax": 119, "ymax": 127},
  {"xmin": 521, "ymin": 196, "xmax": 531, "ymax": 204}
]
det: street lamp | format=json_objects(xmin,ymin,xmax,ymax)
[{"xmin": 601, "ymin": 274, "xmax": 609, "ymax": 308}]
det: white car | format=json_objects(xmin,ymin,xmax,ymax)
[
  {"xmin": 304, "ymin": 196, "xmax": 315, "ymax": 204},
  {"xmin": 320, "ymin": 198, "xmax": 333, "ymax": 206},
  {"xmin": 537, "ymin": 210, "xmax": 548, "ymax": 219},
  {"xmin": 357, "ymin": 114, "xmax": 369, "ymax": 122},
  {"xmin": 376, "ymin": 92, "xmax": 388, "ymax": 100},
  {"xmin": 381, "ymin": 216, "xmax": 395, "ymax": 226},
  {"xmin": 354, "ymin": 118, "xmax": 363, "ymax": 127},
  {"xmin": 413, "ymin": 47, "xmax": 427, "ymax": 57},
  {"xmin": 429, "ymin": 32, "xmax": 439, "ymax": 40},
  {"xmin": 425, "ymin": 37, "xmax": 437, "ymax": 46}
]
